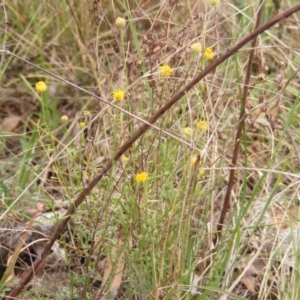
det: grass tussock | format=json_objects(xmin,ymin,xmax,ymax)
[{"xmin": 1, "ymin": 0, "xmax": 300, "ymax": 299}]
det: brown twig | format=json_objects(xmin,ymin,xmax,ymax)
[
  {"xmin": 214, "ymin": 0, "xmax": 265, "ymax": 244},
  {"xmin": 4, "ymin": 3, "xmax": 300, "ymax": 298}
]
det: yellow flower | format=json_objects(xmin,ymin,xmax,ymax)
[
  {"xmin": 210, "ymin": 0, "xmax": 220, "ymax": 5},
  {"xmin": 115, "ymin": 17, "xmax": 126, "ymax": 29},
  {"xmin": 203, "ymin": 48, "xmax": 214, "ymax": 60},
  {"xmin": 159, "ymin": 64, "xmax": 173, "ymax": 77},
  {"xmin": 35, "ymin": 81, "xmax": 47, "ymax": 93},
  {"xmin": 199, "ymin": 170, "xmax": 205, "ymax": 177},
  {"xmin": 135, "ymin": 172, "xmax": 148, "ymax": 183},
  {"xmin": 121, "ymin": 155, "xmax": 129, "ymax": 162},
  {"xmin": 83, "ymin": 110, "xmax": 91, "ymax": 116},
  {"xmin": 191, "ymin": 42, "xmax": 202, "ymax": 54},
  {"xmin": 61, "ymin": 115, "xmax": 69, "ymax": 122},
  {"xmin": 112, "ymin": 89, "xmax": 125, "ymax": 101},
  {"xmin": 183, "ymin": 127, "xmax": 192, "ymax": 137},
  {"xmin": 197, "ymin": 120, "xmax": 208, "ymax": 131},
  {"xmin": 79, "ymin": 122, "xmax": 86, "ymax": 128}
]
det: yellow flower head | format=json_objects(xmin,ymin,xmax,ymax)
[
  {"xmin": 35, "ymin": 81, "xmax": 47, "ymax": 93},
  {"xmin": 199, "ymin": 170, "xmax": 205, "ymax": 177},
  {"xmin": 191, "ymin": 42, "xmax": 202, "ymax": 54},
  {"xmin": 135, "ymin": 172, "xmax": 148, "ymax": 183},
  {"xmin": 79, "ymin": 122, "xmax": 86, "ymax": 128},
  {"xmin": 159, "ymin": 64, "xmax": 173, "ymax": 77},
  {"xmin": 83, "ymin": 110, "xmax": 91, "ymax": 116},
  {"xmin": 183, "ymin": 127, "xmax": 192, "ymax": 137},
  {"xmin": 115, "ymin": 17, "xmax": 126, "ymax": 29},
  {"xmin": 210, "ymin": 0, "xmax": 220, "ymax": 5},
  {"xmin": 61, "ymin": 115, "xmax": 69, "ymax": 122},
  {"xmin": 197, "ymin": 120, "xmax": 208, "ymax": 131},
  {"xmin": 203, "ymin": 48, "xmax": 214, "ymax": 60},
  {"xmin": 112, "ymin": 89, "xmax": 125, "ymax": 101},
  {"xmin": 121, "ymin": 155, "xmax": 129, "ymax": 162}
]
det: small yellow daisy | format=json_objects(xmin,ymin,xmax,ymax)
[
  {"xmin": 183, "ymin": 127, "xmax": 192, "ymax": 137},
  {"xmin": 79, "ymin": 122, "xmax": 86, "ymax": 128},
  {"xmin": 35, "ymin": 81, "xmax": 47, "ymax": 93},
  {"xmin": 112, "ymin": 89, "xmax": 125, "ymax": 101},
  {"xmin": 135, "ymin": 172, "xmax": 148, "ymax": 183},
  {"xmin": 159, "ymin": 64, "xmax": 173, "ymax": 77},
  {"xmin": 61, "ymin": 115, "xmax": 69, "ymax": 122},
  {"xmin": 203, "ymin": 48, "xmax": 214, "ymax": 60},
  {"xmin": 83, "ymin": 110, "xmax": 91, "ymax": 116},
  {"xmin": 210, "ymin": 0, "xmax": 220, "ymax": 5},
  {"xmin": 191, "ymin": 42, "xmax": 202, "ymax": 54},
  {"xmin": 121, "ymin": 155, "xmax": 129, "ymax": 162},
  {"xmin": 197, "ymin": 120, "xmax": 208, "ymax": 131},
  {"xmin": 199, "ymin": 170, "xmax": 205, "ymax": 177},
  {"xmin": 115, "ymin": 17, "xmax": 126, "ymax": 29}
]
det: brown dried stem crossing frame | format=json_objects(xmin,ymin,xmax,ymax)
[{"xmin": 2, "ymin": 3, "xmax": 300, "ymax": 298}]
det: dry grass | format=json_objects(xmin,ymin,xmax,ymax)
[{"xmin": 1, "ymin": 0, "xmax": 300, "ymax": 299}]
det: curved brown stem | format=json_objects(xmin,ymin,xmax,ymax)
[{"xmin": 214, "ymin": 0, "xmax": 265, "ymax": 244}]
